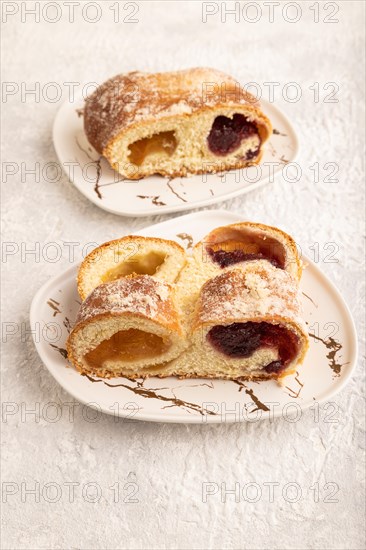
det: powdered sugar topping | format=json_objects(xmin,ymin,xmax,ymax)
[
  {"xmin": 197, "ymin": 264, "xmax": 304, "ymax": 328},
  {"xmin": 76, "ymin": 275, "xmax": 174, "ymax": 326}
]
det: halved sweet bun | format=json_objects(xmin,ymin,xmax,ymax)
[
  {"xmin": 186, "ymin": 264, "xmax": 308, "ymax": 381},
  {"xmin": 193, "ymin": 221, "xmax": 302, "ymax": 281},
  {"xmin": 68, "ymin": 225, "xmax": 308, "ymax": 381},
  {"xmin": 67, "ymin": 276, "xmax": 187, "ymax": 378},
  {"xmin": 84, "ymin": 68, "xmax": 272, "ymax": 179},
  {"xmin": 77, "ymin": 236, "xmax": 186, "ymax": 301}
]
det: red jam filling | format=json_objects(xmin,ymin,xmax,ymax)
[
  {"xmin": 207, "ymin": 249, "xmax": 282, "ymax": 269},
  {"xmin": 207, "ymin": 322, "xmax": 299, "ymax": 373},
  {"xmin": 207, "ymin": 114, "xmax": 259, "ymax": 156}
]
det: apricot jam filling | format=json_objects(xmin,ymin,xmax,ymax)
[
  {"xmin": 207, "ymin": 322, "xmax": 299, "ymax": 373},
  {"xmin": 84, "ymin": 329, "xmax": 169, "ymax": 368},
  {"xmin": 128, "ymin": 131, "xmax": 177, "ymax": 166},
  {"xmin": 101, "ymin": 252, "xmax": 166, "ymax": 283},
  {"xmin": 206, "ymin": 238, "xmax": 285, "ymax": 269},
  {"xmin": 207, "ymin": 114, "xmax": 260, "ymax": 157}
]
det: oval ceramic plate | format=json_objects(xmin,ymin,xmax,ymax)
[
  {"xmin": 53, "ymin": 95, "xmax": 299, "ymax": 216},
  {"xmin": 30, "ymin": 210, "xmax": 357, "ymax": 423}
]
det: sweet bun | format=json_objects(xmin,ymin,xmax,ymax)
[
  {"xmin": 67, "ymin": 222, "xmax": 308, "ymax": 381},
  {"xmin": 84, "ymin": 68, "xmax": 272, "ymax": 179},
  {"xmin": 193, "ymin": 221, "xmax": 302, "ymax": 281},
  {"xmin": 188, "ymin": 264, "xmax": 309, "ymax": 380},
  {"xmin": 67, "ymin": 276, "xmax": 187, "ymax": 378},
  {"xmin": 77, "ymin": 235, "xmax": 186, "ymax": 300}
]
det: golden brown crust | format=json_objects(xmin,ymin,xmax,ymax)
[
  {"xmin": 77, "ymin": 277, "xmax": 179, "ymax": 329},
  {"xmin": 84, "ymin": 68, "xmax": 272, "ymax": 179},
  {"xmin": 193, "ymin": 221, "xmax": 302, "ymax": 281},
  {"xmin": 192, "ymin": 265, "xmax": 309, "ymax": 377},
  {"xmin": 77, "ymin": 235, "xmax": 187, "ymax": 301},
  {"xmin": 68, "ymin": 226, "xmax": 309, "ymax": 381},
  {"xmin": 85, "ymin": 68, "xmax": 265, "ymax": 152},
  {"xmin": 67, "ymin": 275, "xmax": 184, "ymax": 376},
  {"xmin": 194, "ymin": 265, "xmax": 303, "ymax": 328}
]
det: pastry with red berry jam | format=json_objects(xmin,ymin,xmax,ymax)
[
  {"xmin": 84, "ymin": 68, "xmax": 272, "ymax": 179},
  {"xmin": 187, "ymin": 264, "xmax": 308, "ymax": 381},
  {"xmin": 193, "ymin": 221, "xmax": 302, "ymax": 282},
  {"xmin": 67, "ymin": 223, "xmax": 308, "ymax": 381}
]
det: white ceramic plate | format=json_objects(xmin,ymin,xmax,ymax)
[
  {"xmin": 30, "ymin": 211, "xmax": 357, "ymax": 424},
  {"xmin": 53, "ymin": 95, "xmax": 299, "ymax": 216}
]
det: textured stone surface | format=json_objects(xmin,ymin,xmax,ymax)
[{"xmin": 1, "ymin": 2, "xmax": 365, "ymax": 549}]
